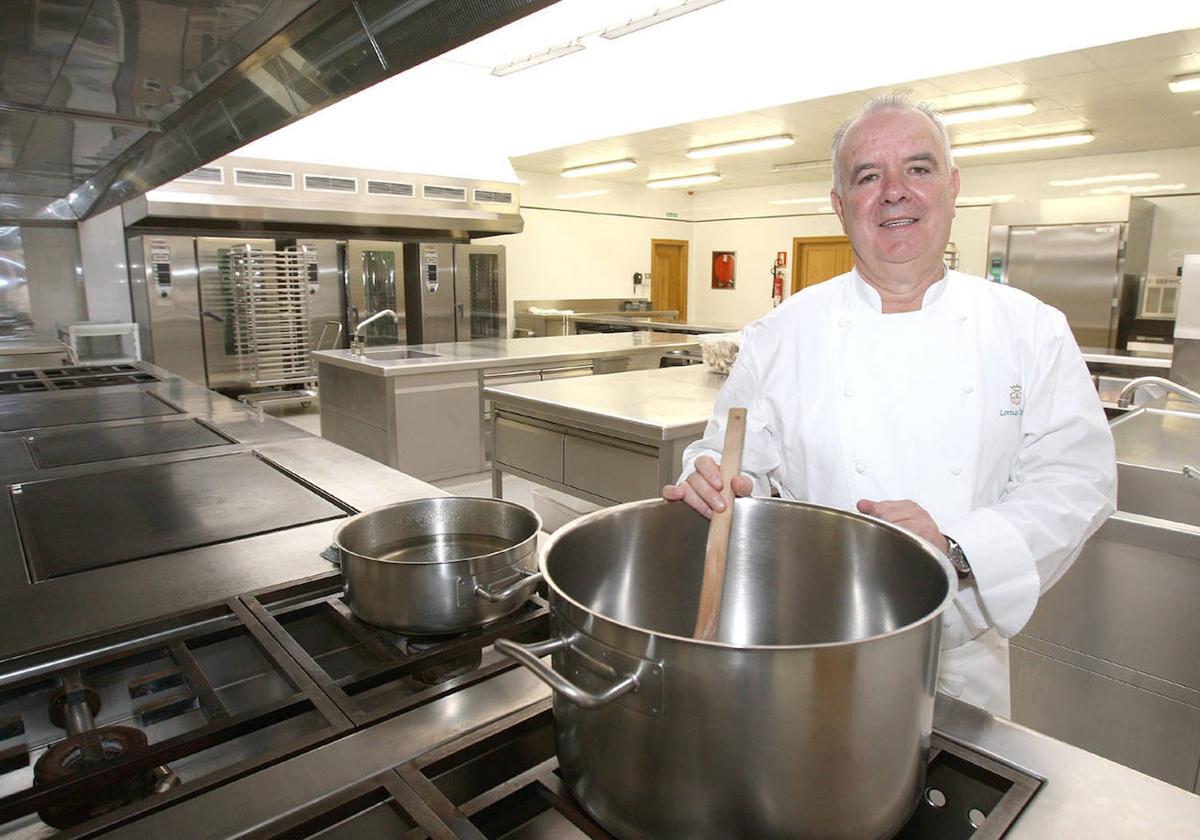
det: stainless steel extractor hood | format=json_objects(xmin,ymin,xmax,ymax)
[
  {"xmin": 0, "ymin": 0, "xmax": 555, "ymax": 224},
  {"xmin": 121, "ymin": 155, "xmax": 524, "ymax": 237}
]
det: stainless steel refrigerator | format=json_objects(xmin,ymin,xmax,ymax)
[
  {"xmin": 403, "ymin": 242, "xmax": 507, "ymax": 344},
  {"xmin": 128, "ymin": 234, "xmax": 206, "ymax": 385},
  {"xmin": 346, "ymin": 239, "xmax": 405, "ymax": 347},
  {"xmin": 987, "ymin": 197, "xmax": 1154, "ymax": 350}
]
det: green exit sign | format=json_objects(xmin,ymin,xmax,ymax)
[{"xmin": 665, "ymin": 211, "xmax": 679, "ymax": 219}]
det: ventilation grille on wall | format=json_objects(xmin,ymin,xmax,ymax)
[
  {"xmin": 367, "ymin": 179, "xmax": 416, "ymax": 197},
  {"xmin": 423, "ymin": 184, "xmax": 467, "ymax": 202},
  {"xmin": 234, "ymin": 169, "xmax": 294, "ymax": 189},
  {"xmin": 304, "ymin": 174, "xmax": 357, "ymax": 193},
  {"xmin": 177, "ymin": 166, "xmax": 223, "ymax": 184},
  {"xmin": 473, "ymin": 189, "xmax": 513, "ymax": 205}
]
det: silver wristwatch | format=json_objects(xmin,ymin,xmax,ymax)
[{"xmin": 944, "ymin": 536, "xmax": 971, "ymax": 579}]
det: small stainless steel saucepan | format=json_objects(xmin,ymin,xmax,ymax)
[{"xmin": 330, "ymin": 496, "xmax": 542, "ymax": 634}]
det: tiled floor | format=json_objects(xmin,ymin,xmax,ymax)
[{"xmin": 267, "ymin": 401, "xmax": 601, "ymax": 530}]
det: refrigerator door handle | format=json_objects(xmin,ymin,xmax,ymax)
[{"xmin": 456, "ymin": 303, "xmax": 465, "ymax": 318}]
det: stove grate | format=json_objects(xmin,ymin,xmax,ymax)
[{"xmin": 381, "ymin": 700, "xmax": 1041, "ymax": 840}]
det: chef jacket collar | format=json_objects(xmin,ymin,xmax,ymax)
[{"xmin": 848, "ymin": 264, "xmax": 950, "ymax": 313}]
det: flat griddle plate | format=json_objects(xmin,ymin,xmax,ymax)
[
  {"xmin": 26, "ymin": 419, "xmax": 232, "ymax": 468},
  {"xmin": 12, "ymin": 451, "xmax": 351, "ymax": 581},
  {"xmin": 0, "ymin": 390, "xmax": 179, "ymax": 432}
]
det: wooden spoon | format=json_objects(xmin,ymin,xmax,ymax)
[{"xmin": 693, "ymin": 407, "xmax": 748, "ymax": 641}]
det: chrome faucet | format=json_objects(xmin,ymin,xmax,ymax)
[
  {"xmin": 1116, "ymin": 376, "xmax": 1200, "ymax": 409},
  {"xmin": 350, "ymin": 309, "xmax": 399, "ymax": 356}
]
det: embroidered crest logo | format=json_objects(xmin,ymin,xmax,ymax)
[{"xmin": 1010, "ymin": 385, "xmax": 1023, "ymax": 406}]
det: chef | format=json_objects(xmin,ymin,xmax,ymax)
[{"xmin": 663, "ymin": 94, "xmax": 1117, "ymax": 716}]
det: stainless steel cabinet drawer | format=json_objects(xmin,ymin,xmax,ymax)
[
  {"xmin": 564, "ymin": 433, "xmax": 659, "ymax": 503},
  {"xmin": 494, "ymin": 416, "xmax": 564, "ymax": 481}
]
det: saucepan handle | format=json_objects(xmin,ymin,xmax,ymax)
[
  {"xmin": 495, "ymin": 636, "xmax": 639, "ymax": 709},
  {"xmin": 475, "ymin": 569, "xmax": 542, "ymax": 603}
]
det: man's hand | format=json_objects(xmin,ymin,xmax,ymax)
[
  {"xmin": 856, "ymin": 498, "xmax": 950, "ymax": 554},
  {"xmin": 662, "ymin": 455, "xmax": 754, "ymax": 519}
]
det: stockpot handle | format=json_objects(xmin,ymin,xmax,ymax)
[
  {"xmin": 475, "ymin": 570, "xmax": 542, "ymax": 603},
  {"xmin": 494, "ymin": 636, "xmax": 639, "ymax": 709}
]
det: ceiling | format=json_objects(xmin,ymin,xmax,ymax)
[
  {"xmin": 235, "ymin": 2, "xmax": 1200, "ymax": 191},
  {"xmin": 0, "ymin": 0, "xmax": 554, "ymax": 223},
  {"xmin": 511, "ymin": 28, "xmax": 1200, "ymax": 192}
]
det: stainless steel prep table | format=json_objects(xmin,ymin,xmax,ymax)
[
  {"xmin": 115, "ymin": 667, "xmax": 1200, "ymax": 838},
  {"xmin": 569, "ymin": 314, "xmax": 742, "ymax": 334},
  {"xmin": 0, "ymin": 363, "xmax": 443, "ymax": 661},
  {"xmin": 484, "ymin": 364, "xmax": 725, "ymax": 504},
  {"xmin": 313, "ymin": 332, "xmax": 700, "ymax": 481}
]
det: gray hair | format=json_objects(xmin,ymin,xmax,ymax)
[{"xmin": 830, "ymin": 93, "xmax": 953, "ymax": 194}]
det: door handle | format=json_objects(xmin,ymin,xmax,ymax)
[{"xmin": 456, "ymin": 303, "xmax": 465, "ymax": 318}]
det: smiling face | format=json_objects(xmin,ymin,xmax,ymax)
[{"xmin": 830, "ymin": 107, "xmax": 960, "ymax": 289}]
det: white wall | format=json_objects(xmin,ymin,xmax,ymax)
[
  {"xmin": 679, "ymin": 144, "xmax": 1200, "ymax": 325},
  {"xmin": 494, "ymin": 171, "xmax": 692, "ymax": 324}
]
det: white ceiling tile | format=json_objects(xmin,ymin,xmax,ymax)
[
  {"xmin": 997, "ymin": 51, "xmax": 1102, "ymax": 82},
  {"xmin": 1085, "ymin": 32, "xmax": 1195, "ymax": 68},
  {"xmin": 1025, "ymin": 69, "xmax": 1125, "ymax": 97}
]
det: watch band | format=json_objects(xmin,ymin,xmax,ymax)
[{"xmin": 944, "ymin": 535, "xmax": 971, "ymax": 579}]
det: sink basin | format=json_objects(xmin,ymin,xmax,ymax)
[
  {"xmin": 1117, "ymin": 461, "xmax": 1200, "ymax": 528},
  {"xmin": 364, "ymin": 348, "xmax": 440, "ymax": 361}
]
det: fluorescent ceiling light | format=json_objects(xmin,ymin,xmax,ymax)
[
  {"xmin": 940, "ymin": 101, "xmax": 1036, "ymax": 126},
  {"xmin": 768, "ymin": 196, "xmax": 829, "ymax": 205},
  {"xmin": 1049, "ymin": 172, "xmax": 1159, "ymax": 187},
  {"xmin": 687, "ymin": 134, "xmax": 794, "ymax": 159},
  {"xmin": 956, "ymin": 194, "xmax": 1015, "ymax": 205},
  {"xmin": 952, "ymin": 132, "xmax": 1094, "ymax": 158},
  {"xmin": 554, "ymin": 189, "xmax": 609, "ymax": 199},
  {"xmin": 1167, "ymin": 73, "xmax": 1200, "ymax": 93},
  {"xmin": 771, "ymin": 159, "xmax": 830, "ymax": 174},
  {"xmin": 601, "ymin": 0, "xmax": 724, "ymax": 40},
  {"xmin": 646, "ymin": 172, "xmax": 721, "ymax": 189},
  {"xmin": 1088, "ymin": 183, "xmax": 1185, "ymax": 195},
  {"xmin": 560, "ymin": 158, "xmax": 637, "ymax": 178},
  {"xmin": 492, "ymin": 41, "xmax": 584, "ymax": 77}
]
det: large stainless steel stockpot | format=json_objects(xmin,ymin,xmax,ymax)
[
  {"xmin": 333, "ymin": 497, "xmax": 541, "ymax": 634},
  {"xmin": 497, "ymin": 497, "xmax": 956, "ymax": 840}
]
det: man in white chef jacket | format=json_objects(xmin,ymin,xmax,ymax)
[{"xmin": 663, "ymin": 94, "xmax": 1117, "ymax": 717}]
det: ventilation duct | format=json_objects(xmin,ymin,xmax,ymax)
[
  {"xmin": 123, "ymin": 156, "xmax": 523, "ymax": 238},
  {"xmin": 0, "ymin": 0, "xmax": 555, "ymax": 222}
]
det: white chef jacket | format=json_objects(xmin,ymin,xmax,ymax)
[{"xmin": 680, "ymin": 267, "xmax": 1117, "ymax": 717}]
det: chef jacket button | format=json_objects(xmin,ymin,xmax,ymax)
[
  {"xmin": 854, "ymin": 461, "xmax": 868, "ymax": 474},
  {"xmin": 951, "ymin": 465, "xmax": 963, "ymax": 476},
  {"xmin": 958, "ymin": 314, "xmax": 968, "ymax": 322},
  {"xmin": 838, "ymin": 318, "xmax": 850, "ymax": 327},
  {"xmin": 843, "ymin": 386, "xmax": 854, "ymax": 397},
  {"xmin": 963, "ymin": 384, "xmax": 974, "ymax": 394}
]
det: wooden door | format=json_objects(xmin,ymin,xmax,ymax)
[
  {"xmin": 791, "ymin": 236, "xmax": 854, "ymax": 293},
  {"xmin": 651, "ymin": 239, "xmax": 688, "ymax": 317}
]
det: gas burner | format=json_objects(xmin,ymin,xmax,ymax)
[
  {"xmin": 243, "ymin": 574, "xmax": 551, "ymax": 726},
  {"xmin": 0, "ymin": 599, "xmax": 349, "ymax": 835},
  {"xmin": 33, "ymin": 726, "xmax": 163, "ymax": 829},
  {"xmin": 403, "ymin": 636, "xmax": 484, "ymax": 686}
]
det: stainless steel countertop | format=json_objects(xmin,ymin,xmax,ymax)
[
  {"xmin": 312, "ymin": 332, "xmax": 699, "ymax": 377},
  {"xmin": 484, "ymin": 364, "xmax": 725, "ymax": 442},
  {"xmin": 0, "ymin": 365, "xmax": 444, "ymax": 660},
  {"xmin": 117, "ymin": 666, "xmax": 1200, "ymax": 837},
  {"xmin": 1080, "ymin": 346, "xmax": 1173, "ymax": 369},
  {"xmin": 570, "ymin": 314, "xmax": 742, "ymax": 334},
  {"xmin": 0, "ymin": 337, "xmax": 68, "ymax": 356}
]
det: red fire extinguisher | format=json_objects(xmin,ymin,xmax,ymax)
[{"xmin": 771, "ymin": 251, "xmax": 786, "ymax": 306}]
